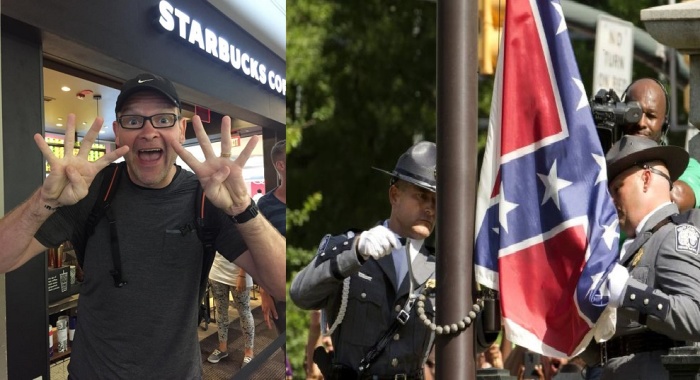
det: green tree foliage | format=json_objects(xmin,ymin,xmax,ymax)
[{"xmin": 287, "ymin": 0, "xmax": 440, "ymax": 254}]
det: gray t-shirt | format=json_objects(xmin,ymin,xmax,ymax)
[{"xmin": 36, "ymin": 165, "xmax": 247, "ymax": 380}]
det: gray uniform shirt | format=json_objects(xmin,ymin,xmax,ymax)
[
  {"xmin": 36, "ymin": 166, "xmax": 247, "ymax": 380},
  {"xmin": 290, "ymin": 230, "xmax": 436, "ymax": 376},
  {"xmin": 598, "ymin": 203, "xmax": 700, "ymax": 379}
]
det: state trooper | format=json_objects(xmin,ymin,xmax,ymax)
[
  {"xmin": 290, "ymin": 141, "xmax": 496, "ymax": 380},
  {"xmin": 583, "ymin": 135, "xmax": 700, "ymax": 380}
]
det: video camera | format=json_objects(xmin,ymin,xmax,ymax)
[{"xmin": 589, "ymin": 89, "xmax": 643, "ymax": 152}]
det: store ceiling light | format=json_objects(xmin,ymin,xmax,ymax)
[{"xmin": 61, "ymin": 86, "xmax": 71, "ymax": 92}]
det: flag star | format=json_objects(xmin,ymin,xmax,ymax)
[
  {"xmin": 498, "ymin": 182, "xmax": 519, "ymax": 234},
  {"xmin": 573, "ymin": 78, "xmax": 588, "ymax": 111},
  {"xmin": 552, "ymin": 2, "xmax": 567, "ymax": 35},
  {"xmin": 601, "ymin": 219, "xmax": 619, "ymax": 250},
  {"xmin": 593, "ymin": 153, "xmax": 607, "ymax": 185},
  {"xmin": 537, "ymin": 160, "xmax": 572, "ymax": 209}
]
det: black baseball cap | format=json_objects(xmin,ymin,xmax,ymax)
[{"xmin": 115, "ymin": 73, "xmax": 181, "ymax": 114}]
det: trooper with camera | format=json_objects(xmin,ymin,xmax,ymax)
[
  {"xmin": 290, "ymin": 141, "xmax": 496, "ymax": 379},
  {"xmin": 580, "ymin": 135, "xmax": 700, "ymax": 380}
]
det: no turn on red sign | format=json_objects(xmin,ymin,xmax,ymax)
[{"xmin": 592, "ymin": 15, "xmax": 635, "ymax": 97}]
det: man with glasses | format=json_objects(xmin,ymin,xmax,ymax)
[
  {"xmin": 0, "ymin": 73, "xmax": 285, "ymax": 379},
  {"xmin": 580, "ymin": 135, "xmax": 700, "ymax": 380}
]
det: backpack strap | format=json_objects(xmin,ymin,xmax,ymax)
[
  {"xmin": 74, "ymin": 162, "xmax": 124, "ymax": 268},
  {"xmin": 195, "ymin": 186, "xmax": 220, "ymax": 305},
  {"xmin": 104, "ymin": 172, "xmax": 127, "ymax": 288}
]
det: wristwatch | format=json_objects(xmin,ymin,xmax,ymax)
[{"xmin": 230, "ymin": 199, "xmax": 259, "ymax": 224}]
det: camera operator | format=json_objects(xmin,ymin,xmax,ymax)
[{"xmin": 621, "ymin": 78, "xmax": 700, "ymax": 212}]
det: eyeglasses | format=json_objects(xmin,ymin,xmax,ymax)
[
  {"xmin": 117, "ymin": 113, "xmax": 179, "ymax": 129},
  {"xmin": 638, "ymin": 163, "xmax": 673, "ymax": 190}
]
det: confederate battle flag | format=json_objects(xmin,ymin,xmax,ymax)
[{"xmin": 474, "ymin": 0, "xmax": 621, "ymax": 357}]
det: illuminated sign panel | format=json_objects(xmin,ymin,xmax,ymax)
[{"xmin": 158, "ymin": 0, "xmax": 286, "ymax": 96}]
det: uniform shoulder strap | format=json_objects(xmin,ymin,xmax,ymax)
[
  {"xmin": 670, "ymin": 209, "xmax": 700, "ymax": 226},
  {"xmin": 74, "ymin": 162, "xmax": 125, "ymax": 267}
]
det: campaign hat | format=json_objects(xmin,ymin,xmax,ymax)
[
  {"xmin": 606, "ymin": 135, "xmax": 688, "ymax": 182},
  {"xmin": 374, "ymin": 141, "xmax": 437, "ymax": 192},
  {"xmin": 115, "ymin": 73, "xmax": 181, "ymax": 113}
]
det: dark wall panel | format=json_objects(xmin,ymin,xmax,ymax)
[{"xmin": 1, "ymin": 17, "xmax": 49, "ymax": 380}]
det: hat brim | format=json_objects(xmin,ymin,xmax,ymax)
[
  {"xmin": 607, "ymin": 145, "xmax": 689, "ymax": 182},
  {"xmin": 373, "ymin": 167, "xmax": 436, "ymax": 192}
]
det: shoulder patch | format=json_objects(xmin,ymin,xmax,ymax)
[
  {"xmin": 314, "ymin": 233, "xmax": 358, "ymax": 265},
  {"xmin": 676, "ymin": 224, "xmax": 700, "ymax": 255},
  {"xmin": 316, "ymin": 234, "xmax": 332, "ymax": 256}
]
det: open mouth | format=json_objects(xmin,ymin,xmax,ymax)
[{"xmin": 138, "ymin": 148, "xmax": 164, "ymax": 162}]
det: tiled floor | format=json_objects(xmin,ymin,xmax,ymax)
[{"xmin": 49, "ymin": 289, "xmax": 264, "ymax": 380}]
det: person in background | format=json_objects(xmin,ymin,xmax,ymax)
[
  {"xmin": 0, "ymin": 72, "xmax": 285, "ymax": 379},
  {"xmin": 503, "ymin": 345, "xmax": 568, "ymax": 380},
  {"xmin": 305, "ymin": 309, "xmax": 333, "ymax": 379},
  {"xmin": 253, "ymin": 188, "xmax": 264, "ymax": 203},
  {"xmin": 256, "ymin": 138, "xmax": 288, "ymax": 374},
  {"xmin": 621, "ymin": 78, "xmax": 700, "ymax": 212},
  {"xmin": 206, "ymin": 252, "xmax": 255, "ymax": 366}
]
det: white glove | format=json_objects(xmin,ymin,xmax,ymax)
[
  {"xmin": 357, "ymin": 225, "xmax": 400, "ymax": 260},
  {"xmin": 606, "ymin": 264, "xmax": 630, "ymax": 308}
]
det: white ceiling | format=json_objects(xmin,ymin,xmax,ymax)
[
  {"xmin": 43, "ymin": 68, "xmax": 122, "ymax": 141},
  {"xmin": 42, "ymin": 0, "xmax": 286, "ymax": 143},
  {"xmin": 207, "ymin": 0, "xmax": 286, "ymax": 60}
]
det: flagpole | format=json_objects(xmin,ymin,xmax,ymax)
[{"xmin": 436, "ymin": 0, "xmax": 477, "ymax": 379}]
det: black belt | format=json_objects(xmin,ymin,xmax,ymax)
[
  {"xmin": 602, "ymin": 331, "xmax": 684, "ymax": 361},
  {"xmin": 359, "ymin": 371, "xmax": 424, "ymax": 380},
  {"xmin": 331, "ymin": 365, "xmax": 424, "ymax": 380}
]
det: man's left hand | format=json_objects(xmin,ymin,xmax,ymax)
[{"xmin": 172, "ymin": 115, "xmax": 258, "ymax": 216}]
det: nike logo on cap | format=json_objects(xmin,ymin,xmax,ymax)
[{"xmin": 137, "ymin": 79, "xmax": 153, "ymax": 83}]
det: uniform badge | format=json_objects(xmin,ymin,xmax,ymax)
[{"xmin": 676, "ymin": 225, "xmax": 700, "ymax": 255}]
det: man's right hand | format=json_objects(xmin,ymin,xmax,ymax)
[
  {"xmin": 357, "ymin": 225, "xmax": 400, "ymax": 260},
  {"xmin": 33, "ymin": 114, "xmax": 129, "ymax": 209}
]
